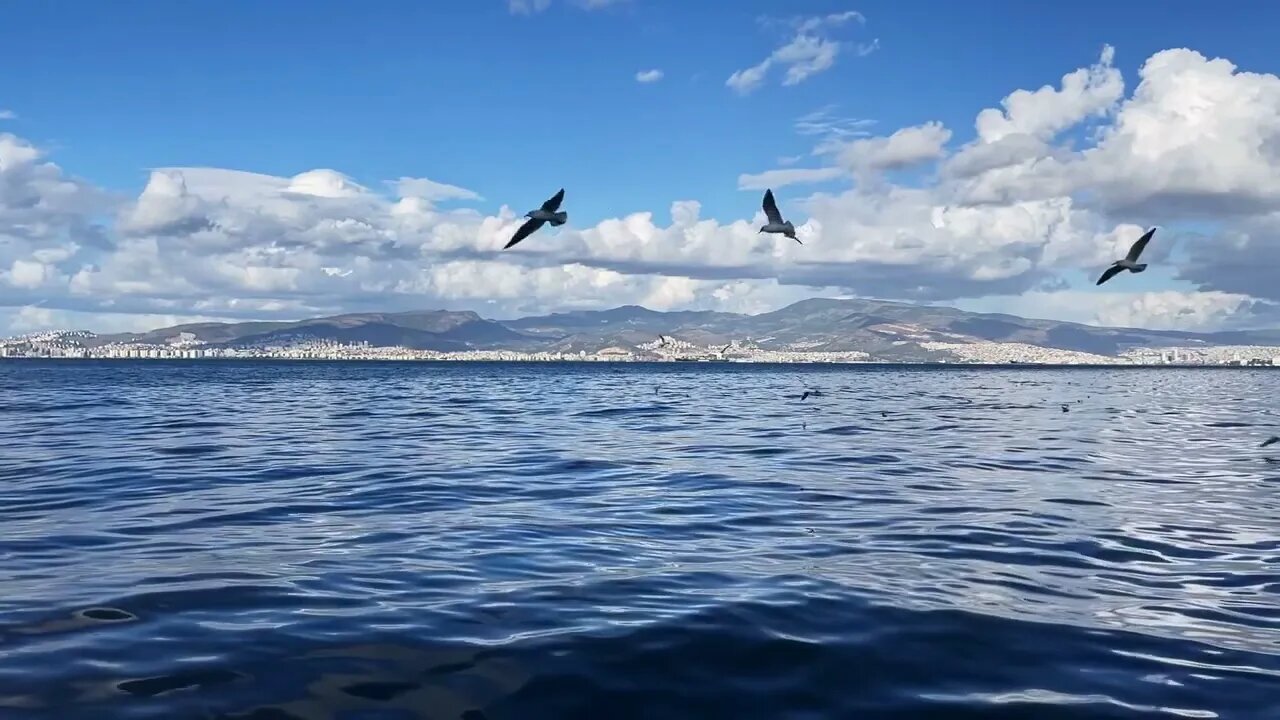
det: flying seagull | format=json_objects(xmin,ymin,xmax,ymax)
[
  {"xmin": 504, "ymin": 188, "xmax": 567, "ymax": 250},
  {"xmin": 759, "ymin": 189, "xmax": 800, "ymax": 244},
  {"xmin": 1096, "ymin": 227, "xmax": 1156, "ymax": 286}
]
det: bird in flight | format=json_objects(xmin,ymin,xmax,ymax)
[
  {"xmin": 1096, "ymin": 227, "xmax": 1156, "ymax": 286},
  {"xmin": 759, "ymin": 189, "xmax": 800, "ymax": 244},
  {"xmin": 504, "ymin": 188, "xmax": 568, "ymax": 250}
]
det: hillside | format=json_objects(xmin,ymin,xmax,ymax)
[{"xmin": 82, "ymin": 298, "xmax": 1280, "ymax": 361}]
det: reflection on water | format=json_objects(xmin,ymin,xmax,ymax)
[{"xmin": 1, "ymin": 360, "xmax": 1278, "ymax": 719}]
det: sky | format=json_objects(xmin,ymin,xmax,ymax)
[{"xmin": 2, "ymin": 0, "xmax": 1280, "ymax": 335}]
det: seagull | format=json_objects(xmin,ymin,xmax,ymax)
[
  {"xmin": 1061, "ymin": 404, "xmax": 1069, "ymax": 413},
  {"xmin": 503, "ymin": 188, "xmax": 567, "ymax": 250},
  {"xmin": 759, "ymin": 189, "xmax": 800, "ymax": 244},
  {"xmin": 1096, "ymin": 227, "xmax": 1156, "ymax": 286}
]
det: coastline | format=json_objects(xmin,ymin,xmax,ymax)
[{"xmin": 2, "ymin": 356, "xmax": 1277, "ymax": 368}]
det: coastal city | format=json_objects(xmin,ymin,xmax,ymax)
[{"xmin": 3, "ymin": 330, "xmax": 1280, "ymax": 366}]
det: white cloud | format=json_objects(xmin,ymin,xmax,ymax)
[
  {"xmin": 508, "ymin": 0, "xmax": 625, "ymax": 13},
  {"xmin": 0, "ymin": 110, "xmax": 16, "ymax": 120},
  {"xmin": 794, "ymin": 107, "xmax": 876, "ymax": 140},
  {"xmin": 393, "ymin": 177, "xmax": 482, "ymax": 203},
  {"xmin": 737, "ymin": 167, "xmax": 845, "ymax": 191},
  {"xmin": 974, "ymin": 45, "xmax": 1123, "ymax": 144},
  {"xmin": 957, "ymin": 289, "xmax": 1260, "ymax": 332},
  {"xmin": 831, "ymin": 121, "xmax": 953, "ymax": 178},
  {"xmin": 508, "ymin": 0, "xmax": 551, "ymax": 14},
  {"xmin": 1, "ymin": 305, "xmax": 236, "ymax": 336},
  {"xmin": 1082, "ymin": 48, "xmax": 1280, "ymax": 216},
  {"xmin": 1090, "ymin": 290, "xmax": 1256, "ymax": 330},
  {"xmin": 635, "ymin": 69, "xmax": 664, "ymax": 84},
  {"xmin": 6, "ymin": 259, "xmax": 56, "ymax": 289},
  {"xmin": 727, "ymin": 12, "xmax": 877, "ymax": 95},
  {"xmin": 4, "ymin": 43, "xmax": 1280, "ymax": 334}
]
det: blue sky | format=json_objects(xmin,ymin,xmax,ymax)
[
  {"xmin": 1, "ymin": 1, "xmax": 1279, "ymax": 334},
  {"xmin": 3, "ymin": 0, "xmax": 1270, "ymax": 223}
]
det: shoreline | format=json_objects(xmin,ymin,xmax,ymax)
[{"xmin": 2, "ymin": 356, "xmax": 1276, "ymax": 369}]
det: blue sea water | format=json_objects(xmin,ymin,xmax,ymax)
[{"xmin": 1, "ymin": 360, "xmax": 1278, "ymax": 719}]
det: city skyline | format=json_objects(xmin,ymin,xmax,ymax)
[
  {"xmin": 6, "ymin": 296, "xmax": 1280, "ymax": 367},
  {"xmin": 2, "ymin": 2, "xmax": 1279, "ymax": 336}
]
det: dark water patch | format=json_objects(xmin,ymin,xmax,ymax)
[
  {"xmin": 574, "ymin": 405, "xmax": 672, "ymax": 418},
  {"xmin": 1044, "ymin": 497, "xmax": 1111, "ymax": 507},
  {"xmin": 157, "ymin": 419, "xmax": 230, "ymax": 430},
  {"xmin": 443, "ymin": 396, "xmax": 486, "ymax": 406},
  {"xmin": 152, "ymin": 443, "xmax": 228, "ymax": 457},
  {"xmin": 741, "ymin": 446, "xmax": 794, "ymax": 457},
  {"xmin": 117, "ymin": 668, "xmax": 246, "ymax": 697},
  {"xmin": 816, "ymin": 424, "xmax": 873, "ymax": 435},
  {"xmin": 400, "ymin": 409, "xmax": 445, "ymax": 419}
]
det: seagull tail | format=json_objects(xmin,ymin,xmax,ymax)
[{"xmin": 548, "ymin": 211, "xmax": 568, "ymax": 227}]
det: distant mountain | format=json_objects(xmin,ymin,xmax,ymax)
[
  {"xmin": 92, "ymin": 310, "xmax": 538, "ymax": 352},
  {"xmin": 87, "ymin": 298, "xmax": 1280, "ymax": 360}
]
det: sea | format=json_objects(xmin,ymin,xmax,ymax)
[{"xmin": 1, "ymin": 360, "xmax": 1278, "ymax": 720}]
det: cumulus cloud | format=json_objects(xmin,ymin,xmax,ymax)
[
  {"xmin": 948, "ymin": 46, "xmax": 1280, "ymax": 217},
  {"xmin": 635, "ymin": 69, "xmax": 664, "ymax": 83},
  {"xmin": 4, "ymin": 43, "xmax": 1280, "ymax": 336},
  {"xmin": 727, "ymin": 12, "xmax": 877, "ymax": 95},
  {"xmin": 974, "ymin": 45, "xmax": 1123, "ymax": 144}
]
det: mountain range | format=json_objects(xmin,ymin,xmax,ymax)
[{"xmin": 84, "ymin": 298, "xmax": 1280, "ymax": 361}]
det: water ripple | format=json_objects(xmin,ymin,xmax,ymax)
[{"xmin": 1, "ymin": 360, "xmax": 1278, "ymax": 719}]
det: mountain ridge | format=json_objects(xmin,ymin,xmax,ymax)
[{"xmin": 78, "ymin": 298, "xmax": 1280, "ymax": 361}]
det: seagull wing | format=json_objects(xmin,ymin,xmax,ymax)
[
  {"xmin": 1126, "ymin": 227, "xmax": 1156, "ymax": 262},
  {"xmin": 504, "ymin": 218, "xmax": 545, "ymax": 249},
  {"xmin": 541, "ymin": 188, "xmax": 565, "ymax": 213},
  {"xmin": 1096, "ymin": 265, "xmax": 1125, "ymax": 286},
  {"xmin": 762, "ymin": 189, "xmax": 784, "ymax": 225}
]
